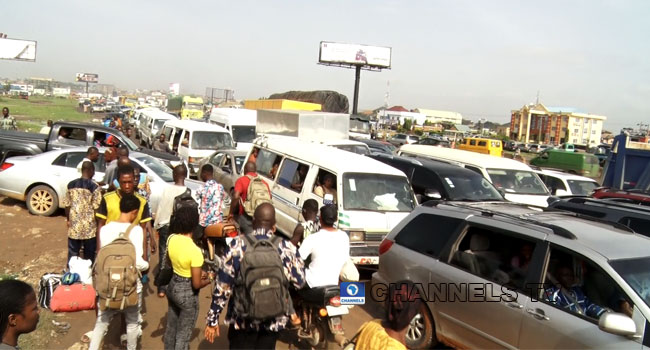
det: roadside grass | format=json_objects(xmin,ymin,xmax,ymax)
[{"xmin": 0, "ymin": 96, "xmax": 93, "ymax": 131}]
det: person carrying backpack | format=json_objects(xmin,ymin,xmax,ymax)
[
  {"xmin": 153, "ymin": 164, "xmax": 190, "ymax": 298},
  {"xmin": 227, "ymin": 162, "xmax": 271, "ymax": 235},
  {"xmin": 205, "ymin": 203, "xmax": 305, "ymax": 349},
  {"xmin": 89, "ymin": 195, "xmax": 149, "ymax": 350}
]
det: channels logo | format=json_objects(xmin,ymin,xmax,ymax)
[{"xmin": 340, "ymin": 282, "xmax": 365, "ymax": 305}]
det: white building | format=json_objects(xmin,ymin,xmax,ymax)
[{"xmin": 413, "ymin": 108, "xmax": 463, "ymax": 125}]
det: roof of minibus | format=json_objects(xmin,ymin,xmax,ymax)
[
  {"xmin": 163, "ymin": 119, "xmax": 229, "ymax": 133},
  {"xmin": 400, "ymin": 144, "xmax": 533, "ymax": 171},
  {"xmin": 253, "ymin": 135, "xmax": 406, "ymax": 177}
]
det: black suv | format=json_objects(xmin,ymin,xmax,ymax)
[
  {"xmin": 548, "ymin": 197, "xmax": 650, "ymax": 237},
  {"xmin": 368, "ymin": 153, "xmax": 504, "ymax": 203}
]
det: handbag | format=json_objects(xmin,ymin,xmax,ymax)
[
  {"xmin": 50, "ymin": 283, "xmax": 96, "ymax": 312},
  {"xmin": 204, "ymin": 222, "xmax": 238, "ymax": 238},
  {"xmin": 154, "ymin": 234, "xmax": 175, "ymax": 287}
]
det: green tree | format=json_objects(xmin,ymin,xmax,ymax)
[{"xmin": 403, "ymin": 119, "xmax": 413, "ymax": 132}]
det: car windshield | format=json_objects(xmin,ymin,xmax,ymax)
[
  {"xmin": 191, "ymin": 131, "xmax": 234, "ymax": 150},
  {"xmin": 342, "ymin": 173, "xmax": 416, "ymax": 212},
  {"xmin": 334, "ymin": 144, "xmax": 370, "ymax": 155},
  {"xmin": 232, "ymin": 126, "xmax": 256, "ymax": 143},
  {"xmin": 135, "ymin": 155, "xmax": 173, "ymax": 182},
  {"xmin": 350, "ymin": 120, "xmax": 370, "ymax": 133},
  {"xmin": 234, "ymin": 156, "xmax": 245, "ymax": 174},
  {"xmin": 441, "ymin": 172, "xmax": 504, "ymax": 201},
  {"xmin": 611, "ymin": 257, "xmax": 650, "ymax": 310},
  {"xmin": 185, "ymin": 103, "xmax": 202, "ymax": 110},
  {"xmin": 486, "ymin": 169, "xmax": 549, "ymax": 195},
  {"xmin": 567, "ymin": 180, "xmax": 598, "ymax": 195}
]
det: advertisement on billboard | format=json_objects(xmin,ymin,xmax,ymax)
[
  {"xmin": 169, "ymin": 83, "xmax": 180, "ymax": 96},
  {"xmin": 75, "ymin": 73, "xmax": 99, "ymax": 83},
  {"xmin": 319, "ymin": 41, "xmax": 391, "ymax": 68},
  {"xmin": 0, "ymin": 38, "xmax": 37, "ymax": 62}
]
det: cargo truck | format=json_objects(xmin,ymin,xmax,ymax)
[{"xmin": 167, "ymin": 96, "xmax": 204, "ymax": 120}]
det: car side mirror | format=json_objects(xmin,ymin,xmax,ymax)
[
  {"xmin": 415, "ymin": 194, "xmax": 423, "ymax": 204},
  {"xmin": 424, "ymin": 188, "xmax": 442, "ymax": 199},
  {"xmin": 550, "ymin": 186, "xmax": 557, "ymax": 195},
  {"xmin": 498, "ymin": 188, "xmax": 507, "ymax": 198},
  {"xmin": 598, "ymin": 312, "xmax": 637, "ymax": 337}
]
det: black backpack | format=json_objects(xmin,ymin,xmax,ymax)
[
  {"xmin": 233, "ymin": 235, "xmax": 290, "ymax": 321},
  {"xmin": 38, "ymin": 273, "xmax": 62, "ymax": 309},
  {"xmin": 169, "ymin": 188, "xmax": 197, "ymax": 232}
]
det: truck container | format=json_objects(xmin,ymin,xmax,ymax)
[
  {"xmin": 243, "ymin": 99, "xmax": 321, "ymax": 111},
  {"xmin": 167, "ymin": 96, "xmax": 204, "ymax": 119},
  {"xmin": 601, "ymin": 133, "xmax": 650, "ymax": 190},
  {"xmin": 256, "ymin": 109, "xmax": 348, "ymax": 141}
]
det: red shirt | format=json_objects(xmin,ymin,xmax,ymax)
[{"xmin": 234, "ymin": 172, "xmax": 271, "ymax": 215}]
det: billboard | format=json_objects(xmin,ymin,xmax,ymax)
[
  {"xmin": 319, "ymin": 41, "xmax": 391, "ymax": 68},
  {"xmin": 75, "ymin": 73, "xmax": 99, "ymax": 83},
  {"xmin": 0, "ymin": 38, "xmax": 37, "ymax": 62}
]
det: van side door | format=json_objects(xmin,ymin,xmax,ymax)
[{"xmin": 272, "ymin": 158, "xmax": 313, "ymax": 238}]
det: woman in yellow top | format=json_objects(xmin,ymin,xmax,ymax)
[
  {"xmin": 163, "ymin": 207, "xmax": 211, "ymax": 350},
  {"xmin": 354, "ymin": 280, "xmax": 423, "ymax": 350}
]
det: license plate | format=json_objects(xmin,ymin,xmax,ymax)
[
  {"xmin": 326, "ymin": 305, "xmax": 349, "ymax": 316},
  {"xmin": 351, "ymin": 256, "xmax": 379, "ymax": 265}
]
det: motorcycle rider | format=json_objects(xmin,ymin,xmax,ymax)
[{"xmin": 297, "ymin": 204, "xmax": 350, "ymax": 301}]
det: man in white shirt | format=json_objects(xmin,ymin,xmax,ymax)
[
  {"xmin": 76, "ymin": 147, "xmax": 99, "ymax": 175},
  {"xmin": 88, "ymin": 195, "xmax": 148, "ymax": 350},
  {"xmin": 299, "ymin": 204, "xmax": 350, "ymax": 292},
  {"xmin": 153, "ymin": 164, "xmax": 189, "ymax": 297}
]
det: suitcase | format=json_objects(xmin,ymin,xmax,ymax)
[
  {"xmin": 204, "ymin": 222, "xmax": 238, "ymax": 238},
  {"xmin": 49, "ymin": 283, "xmax": 96, "ymax": 312}
]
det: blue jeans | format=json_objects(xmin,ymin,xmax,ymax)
[
  {"xmin": 164, "ymin": 274, "xmax": 199, "ymax": 350},
  {"xmin": 67, "ymin": 238, "xmax": 97, "ymax": 266}
]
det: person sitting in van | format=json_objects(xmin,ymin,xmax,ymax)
[
  {"xmin": 269, "ymin": 158, "xmax": 281, "ymax": 180},
  {"xmin": 181, "ymin": 133, "xmax": 189, "ymax": 147},
  {"xmin": 249, "ymin": 147, "xmax": 259, "ymax": 164},
  {"xmin": 153, "ymin": 134, "xmax": 169, "ymax": 153},
  {"xmin": 314, "ymin": 173, "xmax": 337, "ymax": 203},
  {"xmin": 291, "ymin": 164, "xmax": 309, "ymax": 192}
]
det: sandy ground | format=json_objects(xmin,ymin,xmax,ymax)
[{"xmin": 0, "ymin": 195, "xmax": 382, "ymax": 350}]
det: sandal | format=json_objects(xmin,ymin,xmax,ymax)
[{"xmin": 81, "ymin": 331, "xmax": 93, "ymax": 343}]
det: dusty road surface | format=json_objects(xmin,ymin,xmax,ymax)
[{"xmin": 0, "ymin": 195, "xmax": 382, "ymax": 350}]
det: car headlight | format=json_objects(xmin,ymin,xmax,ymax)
[{"xmin": 347, "ymin": 230, "xmax": 366, "ymax": 242}]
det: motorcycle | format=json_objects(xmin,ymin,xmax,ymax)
[{"xmin": 296, "ymin": 285, "xmax": 349, "ymax": 349}]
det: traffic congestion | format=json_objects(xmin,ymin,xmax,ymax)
[{"xmin": 1, "ymin": 2, "xmax": 649, "ymax": 349}]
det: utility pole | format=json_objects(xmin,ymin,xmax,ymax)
[{"xmin": 352, "ymin": 66, "xmax": 361, "ymax": 114}]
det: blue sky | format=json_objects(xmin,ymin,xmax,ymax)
[{"xmin": 1, "ymin": 0, "xmax": 649, "ymax": 130}]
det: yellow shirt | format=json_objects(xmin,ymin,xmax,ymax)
[
  {"xmin": 167, "ymin": 235, "xmax": 204, "ymax": 278},
  {"xmin": 355, "ymin": 320, "xmax": 406, "ymax": 350}
]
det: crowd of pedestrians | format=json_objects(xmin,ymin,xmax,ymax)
[{"xmin": 0, "ymin": 146, "xmax": 418, "ymax": 350}]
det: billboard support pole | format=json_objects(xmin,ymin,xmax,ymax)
[
  {"xmin": 85, "ymin": 81, "xmax": 89, "ymax": 98},
  {"xmin": 352, "ymin": 65, "xmax": 361, "ymax": 115}
]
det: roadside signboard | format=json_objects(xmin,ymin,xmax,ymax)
[
  {"xmin": 319, "ymin": 41, "xmax": 391, "ymax": 69},
  {"xmin": 0, "ymin": 38, "xmax": 37, "ymax": 62},
  {"xmin": 75, "ymin": 73, "xmax": 99, "ymax": 83}
]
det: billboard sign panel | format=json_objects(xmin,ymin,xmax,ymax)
[
  {"xmin": 169, "ymin": 83, "xmax": 180, "ymax": 96},
  {"xmin": 75, "ymin": 73, "xmax": 99, "ymax": 83},
  {"xmin": 0, "ymin": 38, "xmax": 37, "ymax": 62},
  {"xmin": 319, "ymin": 41, "xmax": 391, "ymax": 68}
]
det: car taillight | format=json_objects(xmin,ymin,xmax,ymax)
[
  {"xmin": 378, "ymin": 239, "xmax": 394, "ymax": 255},
  {"xmin": 329, "ymin": 296, "xmax": 341, "ymax": 307},
  {"xmin": 0, "ymin": 163, "xmax": 13, "ymax": 171}
]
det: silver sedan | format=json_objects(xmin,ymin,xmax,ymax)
[
  {"xmin": 0, "ymin": 147, "xmax": 200, "ymax": 216},
  {"xmin": 197, "ymin": 149, "xmax": 248, "ymax": 194}
]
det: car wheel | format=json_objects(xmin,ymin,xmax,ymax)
[
  {"xmin": 406, "ymin": 304, "xmax": 437, "ymax": 350},
  {"xmin": 26, "ymin": 185, "xmax": 58, "ymax": 216}
]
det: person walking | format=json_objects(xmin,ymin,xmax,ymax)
[
  {"xmin": 0, "ymin": 107, "xmax": 16, "ymax": 131},
  {"xmin": 204, "ymin": 203, "xmax": 305, "ymax": 349},
  {"xmin": 99, "ymin": 149, "xmax": 117, "ymax": 187},
  {"xmin": 289, "ymin": 199, "xmax": 320, "ymax": 247},
  {"xmin": 39, "ymin": 120, "xmax": 53, "ymax": 135},
  {"xmin": 164, "ymin": 206, "xmax": 211, "ymax": 350},
  {"xmin": 0, "ymin": 280, "xmax": 40, "ymax": 350},
  {"xmin": 88, "ymin": 195, "xmax": 149, "ymax": 350},
  {"xmin": 63, "ymin": 161, "xmax": 102, "ymax": 265},
  {"xmin": 154, "ymin": 164, "xmax": 189, "ymax": 298},
  {"xmin": 353, "ymin": 280, "xmax": 423, "ymax": 350},
  {"xmin": 227, "ymin": 162, "xmax": 271, "ymax": 235},
  {"xmin": 196, "ymin": 164, "xmax": 227, "ymax": 237}
]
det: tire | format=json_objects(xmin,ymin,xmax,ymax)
[
  {"xmin": 406, "ymin": 304, "xmax": 437, "ymax": 350},
  {"xmin": 26, "ymin": 185, "xmax": 58, "ymax": 216}
]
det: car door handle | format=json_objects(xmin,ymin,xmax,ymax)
[
  {"xmin": 526, "ymin": 308, "xmax": 550, "ymax": 321},
  {"xmin": 505, "ymin": 301, "xmax": 523, "ymax": 309}
]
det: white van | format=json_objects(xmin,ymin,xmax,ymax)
[
  {"xmin": 247, "ymin": 136, "xmax": 418, "ymax": 265},
  {"xmin": 160, "ymin": 119, "xmax": 234, "ymax": 177},
  {"xmin": 208, "ymin": 108, "xmax": 256, "ymax": 151},
  {"xmin": 138, "ymin": 109, "xmax": 176, "ymax": 148},
  {"xmin": 399, "ymin": 144, "xmax": 551, "ymax": 207},
  {"xmin": 323, "ymin": 139, "xmax": 371, "ymax": 155}
]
